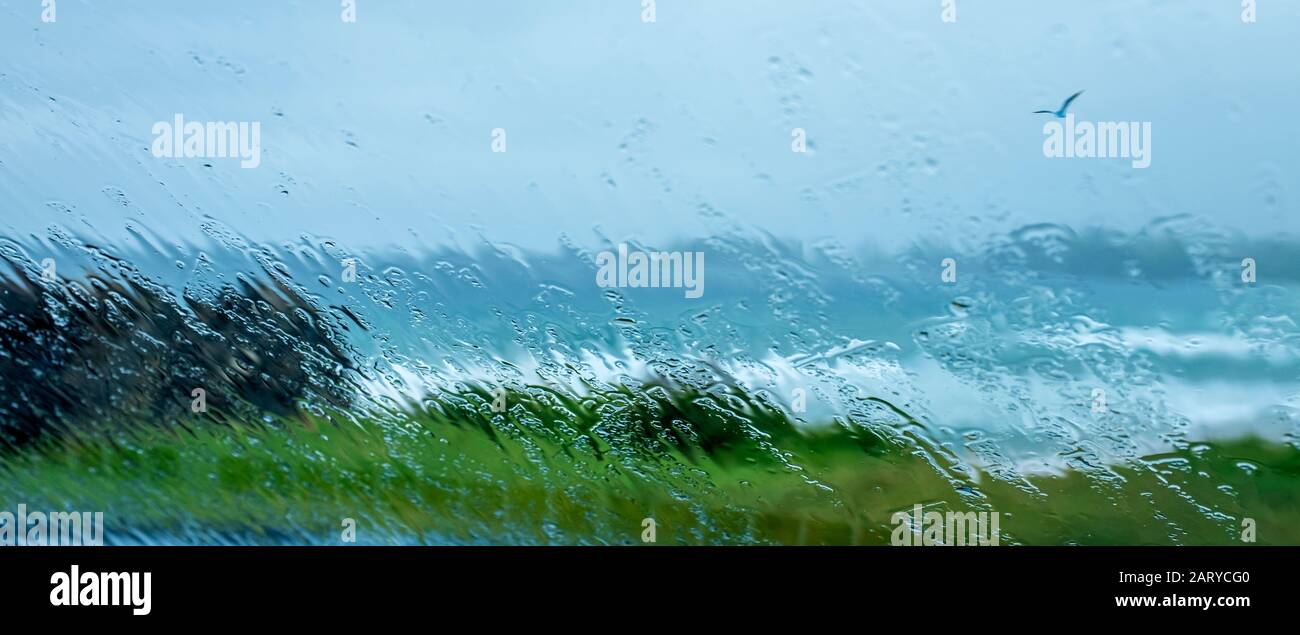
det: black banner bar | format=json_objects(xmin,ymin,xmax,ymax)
[{"xmin": 0, "ymin": 547, "xmax": 1286, "ymax": 622}]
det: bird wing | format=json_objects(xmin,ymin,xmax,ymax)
[{"xmin": 1060, "ymin": 90, "xmax": 1084, "ymax": 112}]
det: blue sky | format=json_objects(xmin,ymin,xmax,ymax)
[{"xmin": 1, "ymin": 0, "xmax": 1296, "ymax": 255}]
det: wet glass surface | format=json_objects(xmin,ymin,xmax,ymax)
[{"xmin": 1, "ymin": 1, "xmax": 1298, "ymax": 545}]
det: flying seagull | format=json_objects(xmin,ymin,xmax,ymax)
[{"xmin": 1033, "ymin": 90, "xmax": 1084, "ymax": 118}]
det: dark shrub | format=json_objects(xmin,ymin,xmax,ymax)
[{"xmin": 0, "ymin": 258, "xmax": 355, "ymax": 449}]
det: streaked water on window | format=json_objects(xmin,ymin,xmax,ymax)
[{"xmin": 1, "ymin": 1, "xmax": 1297, "ymax": 545}]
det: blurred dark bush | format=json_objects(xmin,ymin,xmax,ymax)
[{"xmin": 0, "ymin": 258, "xmax": 355, "ymax": 450}]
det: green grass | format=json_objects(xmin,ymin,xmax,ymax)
[{"xmin": 3, "ymin": 383, "xmax": 1299, "ymax": 545}]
